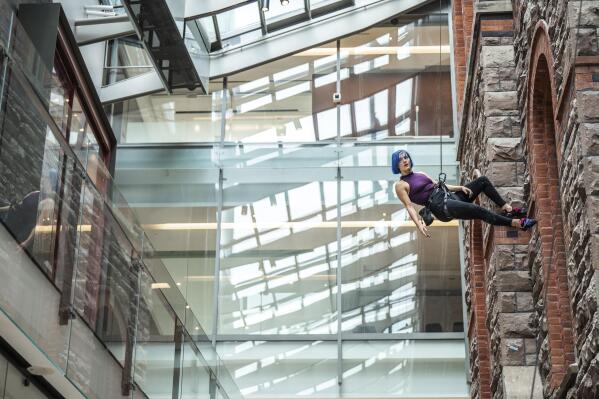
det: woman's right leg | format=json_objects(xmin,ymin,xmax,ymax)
[
  {"xmin": 454, "ymin": 176, "xmax": 507, "ymax": 207},
  {"xmin": 445, "ymin": 199, "xmax": 513, "ymax": 226}
]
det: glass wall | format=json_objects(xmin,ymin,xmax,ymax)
[
  {"xmin": 103, "ymin": 35, "xmax": 154, "ymax": 86},
  {"xmin": 108, "ymin": 13, "xmax": 452, "ymax": 144},
  {"xmin": 113, "ymin": 3, "xmax": 466, "ymax": 398}
]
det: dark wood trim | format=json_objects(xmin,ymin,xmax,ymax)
[{"xmin": 56, "ymin": 10, "xmax": 116, "ymax": 161}]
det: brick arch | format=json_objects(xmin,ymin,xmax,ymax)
[{"xmin": 526, "ymin": 23, "xmax": 575, "ymax": 388}]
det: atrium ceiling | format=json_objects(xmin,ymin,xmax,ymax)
[{"xmin": 63, "ymin": 0, "xmax": 439, "ymax": 102}]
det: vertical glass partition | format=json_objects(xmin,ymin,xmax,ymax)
[
  {"xmin": 107, "ymin": 82, "xmax": 225, "ymax": 143},
  {"xmin": 109, "ymin": 2, "xmax": 467, "ymax": 399},
  {"xmin": 226, "ymin": 40, "xmax": 338, "ymax": 143},
  {"xmin": 339, "ymin": 14, "xmax": 452, "ymax": 139},
  {"xmin": 218, "ymin": 145, "xmax": 340, "ymax": 335}
]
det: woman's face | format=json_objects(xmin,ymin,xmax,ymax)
[{"xmin": 398, "ymin": 153, "xmax": 411, "ymax": 174}]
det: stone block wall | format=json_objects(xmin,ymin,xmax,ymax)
[
  {"xmin": 456, "ymin": 0, "xmax": 599, "ymax": 398},
  {"xmin": 457, "ymin": 5, "xmax": 540, "ymax": 397}
]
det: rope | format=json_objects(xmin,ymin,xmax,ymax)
[{"xmin": 438, "ymin": 0, "xmax": 443, "ymax": 179}]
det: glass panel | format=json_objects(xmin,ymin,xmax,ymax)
[
  {"xmin": 68, "ymin": 94, "xmax": 103, "ymax": 171},
  {"xmin": 0, "ymin": 0, "xmax": 12, "ymax": 49},
  {"xmin": 226, "ymin": 40, "xmax": 338, "ymax": 142},
  {"xmin": 72, "ymin": 180, "xmax": 138, "ymax": 361},
  {"xmin": 221, "ymin": 29, "xmax": 263, "ymax": 50},
  {"xmin": 66, "ymin": 317, "xmax": 133, "ymax": 399},
  {"xmin": 218, "ymin": 142, "xmax": 341, "ymax": 170},
  {"xmin": 0, "ymin": 70, "xmax": 63, "ymax": 279},
  {"xmin": 341, "ymin": 340, "xmax": 468, "ymax": 397},
  {"xmin": 9, "ymin": 13, "xmax": 52, "ymax": 103},
  {"xmin": 264, "ymin": 0, "xmax": 305, "ymax": 22},
  {"xmin": 181, "ymin": 334, "xmax": 211, "ymax": 399},
  {"xmin": 185, "ymin": 17, "xmax": 217, "ymax": 51},
  {"xmin": 217, "ymin": 3, "xmax": 261, "ymax": 39},
  {"xmin": 49, "ymin": 65, "xmax": 71, "ymax": 134},
  {"xmin": 134, "ymin": 268, "xmax": 178, "ymax": 399},
  {"xmin": 103, "ymin": 36, "xmax": 153, "ymax": 86},
  {"xmin": 339, "ymin": 143, "xmax": 461, "ymax": 333},
  {"xmin": 105, "ymin": 84, "xmax": 224, "ymax": 143},
  {"xmin": 0, "ymin": 353, "xmax": 6, "ymax": 396},
  {"xmin": 217, "ymin": 341, "xmax": 338, "ymax": 398},
  {"xmin": 0, "ymin": 70, "xmax": 73, "ymax": 378},
  {"xmin": 218, "ymin": 164, "xmax": 338, "ymax": 334},
  {"xmin": 115, "ymin": 146, "xmax": 218, "ymax": 331},
  {"xmin": 199, "ymin": 17, "xmax": 217, "ymax": 43},
  {"xmin": 310, "ymin": 0, "xmax": 347, "ymax": 9},
  {"xmin": 339, "ymin": 13, "xmax": 452, "ymax": 140},
  {"xmin": 337, "ymin": 141, "xmax": 458, "ymax": 178}
]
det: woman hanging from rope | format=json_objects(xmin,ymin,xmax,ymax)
[{"xmin": 392, "ymin": 149, "xmax": 537, "ymax": 238}]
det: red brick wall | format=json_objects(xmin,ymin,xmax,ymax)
[
  {"xmin": 468, "ymin": 219, "xmax": 492, "ymax": 399},
  {"xmin": 527, "ymin": 26, "xmax": 575, "ymax": 389},
  {"xmin": 451, "ymin": 0, "xmax": 468, "ymax": 113}
]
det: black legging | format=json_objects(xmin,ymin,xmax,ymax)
[{"xmin": 444, "ymin": 176, "xmax": 514, "ymax": 227}]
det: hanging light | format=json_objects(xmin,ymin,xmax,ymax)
[
  {"xmin": 280, "ymin": 0, "xmax": 289, "ymax": 5},
  {"xmin": 261, "ymin": 0, "xmax": 270, "ymax": 11}
]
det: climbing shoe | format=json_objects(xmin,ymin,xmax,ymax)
[
  {"xmin": 520, "ymin": 218, "xmax": 537, "ymax": 230},
  {"xmin": 504, "ymin": 207, "xmax": 527, "ymax": 218}
]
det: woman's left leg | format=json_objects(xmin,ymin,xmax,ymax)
[{"xmin": 445, "ymin": 199, "xmax": 513, "ymax": 226}]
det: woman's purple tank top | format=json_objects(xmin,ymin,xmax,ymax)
[{"xmin": 400, "ymin": 172, "xmax": 435, "ymax": 206}]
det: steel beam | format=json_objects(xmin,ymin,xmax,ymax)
[
  {"xmin": 99, "ymin": 70, "xmax": 164, "ymax": 103},
  {"xmin": 74, "ymin": 15, "xmax": 134, "ymax": 45}
]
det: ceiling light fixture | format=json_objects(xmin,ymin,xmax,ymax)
[
  {"xmin": 280, "ymin": 0, "xmax": 289, "ymax": 5},
  {"xmin": 262, "ymin": 0, "xmax": 270, "ymax": 11},
  {"xmin": 151, "ymin": 282, "xmax": 171, "ymax": 289}
]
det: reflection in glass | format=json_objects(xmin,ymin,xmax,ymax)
[
  {"xmin": 226, "ymin": 41, "xmax": 338, "ymax": 142},
  {"xmin": 217, "ymin": 3, "xmax": 261, "ymax": 39},
  {"xmin": 105, "ymin": 83, "xmax": 224, "ymax": 143},
  {"xmin": 134, "ymin": 274, "xmax": 177, "ymax": 399},
  {"xmin": 103, "ymin": 36, "xmax": 153, "ymax": 86},
  {"xmin": 181, "ymin": 334, "xmax": 212, "ymax": 399},
  {"xmin": 218, "ymin": 169, "xmax": 338, "ymax": 334},
  {"xmin": 341, "ymin": 340, "xmax": 468, "ymax": 397},
  {"xmin": 115, "ymin": 147, "xmax": 219, "ymax": 332},
  {"xmin": 264, "ymin": 0, "xmax": 304, "ymax": 22},
  {"xmin": 339, "ymin": 14, "xmax": 452, "ymax": 139},
  {"xmin": 217, "ymin": 341, "xmax": 338, "ymax": 398}
]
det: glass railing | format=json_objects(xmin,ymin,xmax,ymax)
[{"xmin": 0, "ymin": 3, "xmax": 241, "ymax": 399}]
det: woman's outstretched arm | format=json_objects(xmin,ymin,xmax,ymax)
[{"xmin": 394, "ymin": 181, "xmax": 430, "ymax": 238}]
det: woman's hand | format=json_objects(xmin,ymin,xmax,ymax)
[
  {"xmin": 461, "ymin": 186, "xmax": 473, "ymax": 198},
  {"xmin": 418, "ymin": 220, "xmax": 431, "ymax": 238}
]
